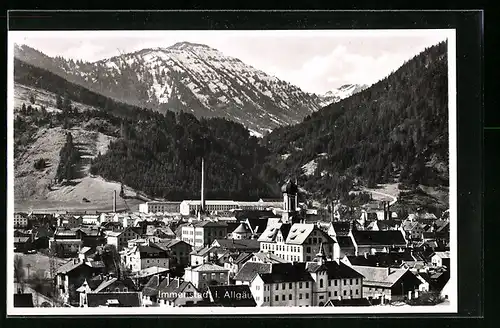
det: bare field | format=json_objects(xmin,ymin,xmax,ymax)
[
  {"xmin": 362, "ymin": 183, "xmax": 401, "ymax": 203},
  {"xmin": 14, "ymin": 123, "xmax": 145, "ymax": 212}
]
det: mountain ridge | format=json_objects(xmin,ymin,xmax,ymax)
[{"xmin": 14, "ymin": 42, "xmax": 323, "ymax": 134}]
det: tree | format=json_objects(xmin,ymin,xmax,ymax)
[
  {"xmin": 14, "ymin": 255, "xmax": 25, "ymax": 293},
  {"xmin": 63, "ymin": 94, "xmax": 72, "ymax": 112},
  {"xmin": 56, "ymin": 95, "xmax": 63, "ymax": 109},
  {"xmin": 29, "ymin": 93, "xmax": 36, "ymax": 104}
]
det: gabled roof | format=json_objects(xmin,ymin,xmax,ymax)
[
  {"xmin": 142, "ymin": 275, "xmax": 163, "ymax": 297},
  {"xmin": 208, "ymin": 285, "xmax": 256, "ymax": 307},
  {"xmin": 211, "ymin": 239, "xmax": 260, "ymax": 250},
  {"xmin": 251, "ymin": 251, "xmax": 288, "ymax": 264},
  {"xmin": 132, "ymin": 266, "xmax": 169, "ymax": 279},
  {"xmin": 191, "ymin": 263, "xmax": 228, "ymax": 272},
  {"xmin": 257, "ymin": 223, "xmax": 291, "ymax": 242},
  {"xmin": 93, "ymin": 277, "xmax": 137, "ymax": 293},
  {"xmin": 331, "ymin": 222, "xmax": 351, "ymax": 236},
  {"xmin": 286, "ymin": 223, "xmax": 335, "ymax": 245},
  {"xmin": 351, "ymin": 265, "xmax": 414, "ymax": 288},
  {"xmin": 158, "ymin": 279, "xmax": 195, "ymax": 301},
  {"xmin": 234, "ymin": 252, "xmax": 254, "ymax": 264},
  {"xmin": 57, "ymin": 259, "xmax": 88, "ymax": 274},
  {"xmin": 351, "ymin": 230, "xmax": 406, "ymax": 246},
  {"xmin": 195, "ymin": 221, "xmax": 228, "ymax": 228},
  {"xmin": 337, "ymin": 236, "xmax": 355, "ymax": 249},
  {"xmin": 190, "ymin": 245, "xmax": 219, "ymax": 256},
  {"xmin": 232, "ymin": 223, "xmax": 252, "ymax": 234},
  {"xmin": 302, "ymin": 260, "xmax": 364, "ymax": 279},
  {"xmin": 234, "ymin": 262, "xmax": 272, "ymax": 282},
  {"xmin": 346, "ymin": 252, "xmax": 412, "ymax": 268},
  {"xmin": 86, "ymin": 292, "xmax": 141, "ymax": 307},
  {"xmin": 257, "ymin": 263, "xmax": 314, "ymax": 284}
]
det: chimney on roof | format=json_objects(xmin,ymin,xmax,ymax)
[{"xmin": 387, "ymin": 266, "xmax": 392, "ymax": 275}]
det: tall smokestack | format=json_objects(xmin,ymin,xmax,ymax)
[
  {"xmin": 113, "ymin": 190, "xmax": 117, "ymax": 213},
  {"xmin": 201, "ymin": 157, "xmax": 205, "ymax": 213}
]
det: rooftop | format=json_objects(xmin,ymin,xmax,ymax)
[{"xmin": 86, "ymin": 292, "xmax": 141, "ymax": 307}]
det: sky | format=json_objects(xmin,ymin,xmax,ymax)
[{"xmin": 10, "ymin": 30, "xmax": 450, "ymax": 94}]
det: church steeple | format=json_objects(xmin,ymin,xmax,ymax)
[{"xmin": 315, "ymin": 242, "xmax": 328, "ymax": 265}]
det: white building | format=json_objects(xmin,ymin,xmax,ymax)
[
  {"xmin": 121, "ymin": 244, "xmax": 170, "ymax": 272},
  {"xmin": 139, "ymin": 201, "xmax": 180, "ymax": 214},
  {"xmin": 180, "ymin": 200, "xmax": 240, "ymax": 216},
  {"xmin": 105, "ymin": 227, "xmax": 141, "ymax": 251},
  {"xmin": 14, "ymin": 213, "xmax": 29, "ymax": 228},
  {"xmin": 183, "ymin": 263, "xmax": 230, "ymax": 291},
  {"xmin": 258, "ymin": 223, "xmax": 340, "ymax": 262}
]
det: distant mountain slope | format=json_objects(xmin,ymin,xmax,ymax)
[
  {"xmin": 15, "ymin": 42, "xmax": 323, "ymax": 134},
  {"xmin": 262, "ymin": 41, "xmax": 449, "ymax": 204},
  {"xmin": 318, "ymin": 84, "xmax": 369, "ymax": 107}
]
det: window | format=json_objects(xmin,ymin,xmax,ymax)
[
  {"xmin": 328, "ymin": 280, "xmax": 331, "ymax": 287},
  {"xmin": 343, "ymin": 279, "xmax": 347, "ymax": 285},
  {"xmin": 256, "ymin": 285, "xmax": 260, "ymax": 291},
  {"xmin": 123, "ymin": 287, "xmax": 128, "ymax": 292},
  {"xmin": 299, "ymin": 282, "xmax": 302, "ymax": 289},
  {"xmin": 343, "ymin": 290, "xmax": 347, "ymax": 296},
  {"xmin": 306, "ymin": 247, "xmax": 311, "ymax": 253},
  {"xmin": 335, "ymin": 280, "xmax": 338, "ymax": 286},
  {"xmin": 306, "ymin": 282, "xmax": 309, "ymax": 288},
  {"xmin": 299, "ymin": 294, "xmax": 303, "ymax": 300},
  {"xmin": 289, "ymin": 294, "xmax": 292, "ymax": 300},
  {"xmin": 328, "ymin": 292, "xmax": 331, "ymax": 297},
  {"xmin": 289, "ymin": 283, "xmax": 292, "ymax": 289},
  {"xmin": 275, "ymin": 284, "xmax": 279, "ymax": 290},
  {"xmin": 320, "ymin": 279, "xmax": 323, "ymax": 288},
  {"xmin": 282, "ymin": 283, "xmax": 285, "ymax": 290},
  {"xmin": 282, "ymin": 295, "xmax": 285, "ymax": 301},
  {"xmin": 306, "ymin": 293, "xmax": 309, "ymax": 299},
  {"xmin": 356, "ymin": 289, "xmax": 359, "ymax": 295},
  {"xmin": 256, "ymin": 296, "xmax": 260, "ymax": 301},
  {"xmin": 115, "ymin": 288, "xmax": 120, "ymax": 292},
  {"xmin": 350, "ymin": 279, "xmax": 353, "ymax": 285},
  {"xmin": 313, "ymin": 238, "xmax": 317, "ymax": 244},
  {"xmin": 275, "ymin": 295, "xmax": 279, "ymax": 301},
  {"xmin": 319, "ymin": 295, "xmax": 324, "ymax": 300},
  {"xmin": 350, "ymin": 290, "xmax": 353, "ymax": 296},
  {"xmin": 355, "ymin": 279, "xmax": 359, "ymax": 285},
  {"xmin": 334, "ymin": 291, "xmax": 338, "ymax": 297}
]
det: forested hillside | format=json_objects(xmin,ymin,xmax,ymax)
[
  {"xmin": 14, "ymin": 60, "xmax": 279, "ymax": 201},
  {"xmin": 262, "ymin": 41, "xmax": 449, "ymax": 202}
]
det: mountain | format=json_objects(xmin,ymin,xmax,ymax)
[
  {"xmin": 14, "ymin": 42, "xmax": 323, "ymax": 134},
  {"xmin": 318, "ymin": 84, "xmax": 369, "ymax": 107},
  {"xmin": 261, "ymin": 41, "xmax": 449, "ymax": 213}
]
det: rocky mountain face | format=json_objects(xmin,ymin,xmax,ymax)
[
  {"xmin": 15, "ymin": 42, "xmax": 324, "ymax": 135},
  {"xmin": 318, "ymin": 84, "xmax": 369, "ymax": 107}
]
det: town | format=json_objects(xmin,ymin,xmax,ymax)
[{"xmin": 13, "ymin": 159, "xmax": 451, "ymax": 309}]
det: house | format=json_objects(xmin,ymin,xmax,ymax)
[
  {"xmin": 183, "ymin": 263, "xmax": 230, "ymax": 291},
  {"xmin": 122, "ymin": 245, "xmax": 169, "ymax": 272},
  {"xmin": 148, "ymin": 226, "xmax": 176, "ymax": 239},
  {"xmin": 259, "ymin": 223, "xmax": 339, "ymax": 262},
  {"xmin": 77, "ymin": 227, "xmax": 106, "ymax": 249},
  {"xmin": 190, "ymin": 245, "xmax": 221, "ymax": 267},
  {"xmin": 336, "ymin": 236, "xmax": 357, "ymax": 257},
  {"xmin": 55, "ymin": 258, "xmax": 106, "ymax": 305},
  {"xmin": 419, "ymin": 268, "xmax": 450, "ymax": 292},
  {"xmin": 207, "ymin": 285, "xmax": 256, "ymax": 307},
  {"xmin": 234, "ymin": 262, "xmax": 272, "ymax": 286},
  {"xmin": 49, "ymin": 228, "xmax": 84, "ymax": 256},
  {"xmin": 249, "ymin": 262, "xmax": 315, "ymax": 307},
  {"xmin": 249, "ymin": 251, "xmax": 288, "ymax": 264},
  {"xmin": 14, "ymin": 213, "xmax": 29, "ymax": 228},
  {"xmin": 351, "ymin": 265, "xmax": 422, "ymax": 303},
  {"xmin": 211, "ymin": 239, "xmax": 261, "ymax": 253},
  {"xmin": 58, "ymin": 215, "xmax": 84, "ymax": 228},
  {"xmin": 142, "ymin": 276, "xmax": 204, "ymax": 307},
  {"xmin": 221, "ymin": 252, "xmax": 254, "ymax": 278},
  {"xmin": 351, "ymin": 230, "xmax": 407, "ymax": 256},
  {"xmin": 300, "ymin": 257, "xmax": 365, "ymax": 306},
  {"xmin": 431, "ymin": 251, "xmax": 450, "ymax": 269},
  {"xmin": 152, "ymin": 239, "xmax": 192, "ymax": 267},
  {"xmin": 230, "ymin": 223, "xmax": 253, "ymax": 239},
  {"xmin": 181, "ymin": 221, "xmax": 228, "ymax": 248},
  {"xmin": 242, "ymin": 217, "xmax": 271, "ymax": 237},
  {"xmin": 78, "ymin": 277, "xmax": 137, "ymax": 306},
  {"xmin": 105, "ymin": 227, "xmax": 141, "ymax": 251},
  {"xmin": 85, "ymin": 292, "xmax": 142, "ymax": 307},
  {"xmin": 14, "ymin": 236, "xmax": 31, "ymax": 252}
]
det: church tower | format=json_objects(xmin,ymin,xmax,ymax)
[{"xmin": 281, "ymin": 179, "xmax": 299, "ymax": 224}]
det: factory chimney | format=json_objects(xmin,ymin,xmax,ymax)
[
  {"xmin": 201, "ymin": 157, "xmax": 206, "ymax": 213},
  {"xmin": 113, "ymin": 190, "xmax": 117, "ymax": 213}
]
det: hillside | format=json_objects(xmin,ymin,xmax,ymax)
[
  {"xmin": 262, "ymin": 41, "xmax": 449, "ymax": 211},
  {"xmin": 15, "ymin": 42, "xmax": 322, "ymax": 134},
  {"xmin": 13, "ymin": 71, "xmax": 280, "ymax": 207}
]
